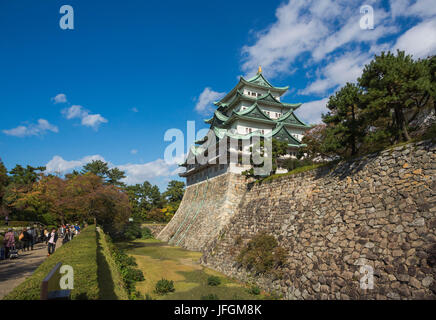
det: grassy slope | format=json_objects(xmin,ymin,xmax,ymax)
[
  {"xmin": 3, "ymin": 225, "xmax": 99, "ymax": 300},
  {"xmin": 119, "ymin": 239, "xmax": 270, "ymax": 300}
]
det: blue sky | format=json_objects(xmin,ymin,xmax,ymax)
[{"xmin": 0, "ymin": 0, "xmax": 435, "ymax": 190}]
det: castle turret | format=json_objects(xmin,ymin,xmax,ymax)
[{"xmin": 180, "ymin": 68, "xmax": 310, "ymax": 185}]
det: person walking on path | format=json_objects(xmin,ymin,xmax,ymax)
[
  {"xmin": 3, "ymin": 229, "xmax": 15, "ymax": 259},
  {"xmin": 39, "ymin": 228, "xmax": 45, "ymax": 243},
  {"xmin": 19, "ymin": 228, "xmax": 30, "ymax": 252},
  {"xmin": 63, "ymin": 227, "xmax": 71, "ymax": 244},
  {"xmin": 43, "ymin": 228, "xmax": 49, "ymax": 244},
  {"xmin": 47, "ymin": 228, "xmax": 58, "ymax": 256},
  {"xmin": 27, "ymin": 227, "xmax": 35, "ymax": 250}
]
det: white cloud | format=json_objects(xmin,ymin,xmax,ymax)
[
  {"xmin": 118, "ymin": 159, "xmax": 177, "ymax": 185},
  {"xmin": 52, "ymin": 93, "xmax": 67, "ymax": 104},
  {"xmin": 45, "ymin": 155, "xmax": 180, "ymax": 186},
  {"xmin": 62, "ymin": 105, "xmax": 87, "ymax": 119},
  {"xmin": 194, "ymin": 87, "xmax": 225, "ymax": 114},
  {"xmin": 393, "ymin": 19, "xmax": 436, "ymax": 59},
  {"xmin": 81, "ymin": 113, "xmax": 108, "ymax": 129},
  {"xmin": 45, "ymin": 155, "xmax": 107, "ymax": 174},
  {"xmin": 390, "ymin": 0, "xmax": 436, "ymax": 19},
  {"xmin": 295, "ymin": 98, "xmax": 329, "ymax": 124},
  {"xmin": 62, "ymin": 105, "xmax": 108, "ymax": 130},
  {"xmin": 3, "ymin": 119, "xmax": 58, "ymax": 137},
  {"xmin": 240, "ymin": 0, "xmax": 391, "ymax": 78},
  {"xmin": 301, "ymin": 51, "xmax": 370, "ymax": 95},
  {"xmin": 242, "ymin": 0, "xmax": 435, "ymax": 98}
]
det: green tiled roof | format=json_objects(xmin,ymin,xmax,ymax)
[
  {"xmin": 242, "ymin": 73, "xmax": 289, "ymax": 91},
  {"xmin": 205, "ymin": 102, "xmax": 310, "ymax": 129},
  {"xmin": 214, "ymin": 89, "xmax": 302, "ymax": 112}
]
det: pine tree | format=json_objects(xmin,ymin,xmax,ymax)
[
  {"xmin": 358, "ymin": 50, "xmax": 431, "ymax": 143},
  {"xmin": 323, "ymin": 83, "xmax": 363, "ymax": 157}
]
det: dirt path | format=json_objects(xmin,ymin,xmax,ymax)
[{"xmin": 0, "ymin": 240, "xmax": 62, "ymax": 299}]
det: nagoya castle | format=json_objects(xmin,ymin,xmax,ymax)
[{"xmin": 180, "ymin": 67, "xmax": 310, "ymax": 186}]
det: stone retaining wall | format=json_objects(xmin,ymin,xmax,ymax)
[
  {"xmin": 157, "ymin": 173, "xmax": 247, "ymax": 252},
  {"xmin": 200, "ymin": 140, "xmax": 436, "ymax": 299}
]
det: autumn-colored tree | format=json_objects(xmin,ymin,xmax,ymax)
[
  {"xmin": 0, "ymin": 159, "xmax": 9, "ymax": 218},
  {"xmin": 301, "ymin": 124, "xmax": 329, "ymax": 159},
  {"xmin": 66, "ymin": 173, "xmax": 130, "ymax": 232},
  {"xmin": 37, "ymin": 176, "xmax": 69, "ymax": 224}
]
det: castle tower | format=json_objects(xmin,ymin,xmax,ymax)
[{"xmin": 180, "ymin": 68, "xmax": 310, "ymax": 185}]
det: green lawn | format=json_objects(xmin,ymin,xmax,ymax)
[{"xmin": 118, "ymin": 239, "xmax": 273, "ymax": 300}]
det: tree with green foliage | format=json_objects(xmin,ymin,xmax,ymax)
[
  {"xmin": 81, "ymin": 160, "xmax": 109, "ymax": 178},
  {"xmin": 163, "ymin": 180, "xmax": 185, "ymax": 203},
  {"xmin": 81, "ymin": 160, "xmax": 126, "ymax": 187},
  {"xmin": 8, "ymin": 165, "xmax": 45, "ymax": 188},
  {"xmin": 424, "ymin": 55, "xmax": 436, "ymax": 116},
  {"xmin": 358, "ymin": 50, "xmax": 432, "ymax": 143},
  {"xmin": 125, "ymin": 181, "xmax": 164, "ymax": 221},
  {"xmin": 107, "ymin": 167, "xmax": 126, "ymax": 187},
  {"xmin": 322, "ymin": 83, "xmax": 363, "ymax": 157}
]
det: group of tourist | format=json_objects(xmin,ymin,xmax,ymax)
[{"xmin": 2, "ymin": 223, "xmax": 82, "ymax": 259}]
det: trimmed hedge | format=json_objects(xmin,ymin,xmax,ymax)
[
  {"xmin": 105, "ymin": 238, "xmax": 145, "ymax": 298},
  {"xmin": 3, "ymin": 225, "xmax": 99, "ymax": 300}
]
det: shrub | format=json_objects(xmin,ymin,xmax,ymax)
[
  {"xmin": 106, "ymin": 238, "xmax": 144, "ymax": 298},
  {"xmin": 129, "ymin": 291, "xmax": 144, "ymax": 300},
  {"xmin": 248, "ymin": 285, "xmax": 261, "ymax": 295},
  {"xmin": 141, "ymin": 227, "xmax": 154, "ymax": 239},
  {"xmin": 283, "ymin": 158, "xmax": 315, "ymax": 172},
  {"xmin": 207, "ymin": 276, "xmax": 221, "ymax": 286},
  {"xmin": 201, "ymin": 294, "xmax": 219, "ymax": 300},
  {"xmin": 121, "ymin": 223, "xmax": 142, "ymax": 241},
  {"xmin": 237, "ymin": 232, "xmax": 287, "ymax": 275},
  {"xmin": 155, "ymin": 278, "xmax": 175, "ymax": 295}
]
